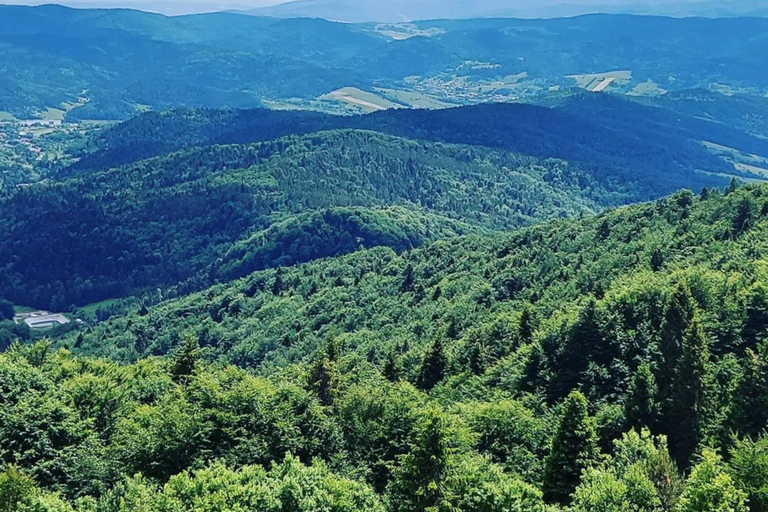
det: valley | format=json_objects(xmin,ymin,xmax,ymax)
[{"xmin": 1, "ymin": 4, "xmax": 768, "ymax": 512}]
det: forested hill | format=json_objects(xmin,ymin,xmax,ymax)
[
  {"xmin": 72, "ymin": 98, "xmax": 749, "ymax": 200},
  {"xmin": 0, "ymin": 130, "xmax": 599, "ymax": 309},
  {"xmin": 16, "ymin": 182, "xmax": 764, "ymax": 511}
]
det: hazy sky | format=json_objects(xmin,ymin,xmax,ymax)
[{"xmin": 0, "ymin": 0, "xmax": 755, "ymax": 17}]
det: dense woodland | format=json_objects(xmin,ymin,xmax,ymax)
[
  {"xmin": 73, "ymin": 97, "xmax": 748, "ymax": 198},
  {"xmin": 3, "ymin": 5, "xmax": 768, "ymax": 511},
  {"xmin": 0, "ymin": 130, "xmax": 602, "ymax": 309},
  {"xmin": 1, "ymin": 183, "xmax": 767, "ymax": 511}
]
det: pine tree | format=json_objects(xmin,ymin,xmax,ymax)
[
  {"xmin": 651, "ymin": 248, "xmax": 665, "ymax": 271},
  {"xmin": 730, "ymin": 348, "xmax": 768, "ymax": 438},
  {"xmin": 171, "ymin": 332, "xmax": 200, "ymax": 384},
  {"xmin": 743, "ymin": 284, "xmax": 768, "ymax": 351},
  {"xmin": 519, "ymin": 307, "xmax": 534, "ymax": 345},
  {"xmin": 668, "ymin": 316, "xmax": 709, "ymax": 467},
  {"xmin": 733, "ymin": 197, "xmax": 755, "ymax": 237},
  {"xmin": 308, "ymin": 340, "xmax": 340, "ymax": 406},
  {"xmin": 659, "ymin": 282, "xmax": 697, "ymax": 394},
  {"xmin": 625, "ymin": 363, "xmax": 659, "ymax": 430},
  {"xmin": 387, "ymin": 406, "xmax": 454, "ymax": 512},
  {"xmin": 417, "ymin": 338, "xmax": 446, "ymax": 391},
  {"xmin": 543, "ymin": 391, "xmax": 599, "ymax": 504}
]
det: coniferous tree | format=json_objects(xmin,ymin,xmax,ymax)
[
  {"xmin": 730, "ymin": 348, "xmax": 768, "ymax": 438},
  {"xmin": 383, "ymin": 349, "xmax": 402, "ymax": 382},
  {"xmin": 308, "ymin": 340, "xmax": 340, "ymax": 406},
  {"xmin": 0, "ymin": 299, "xmax": 14, "ymax": 321},
  {"xmin": 271, "ymin": 268, "xmax": 284, "ymax": 296},
  {"xmin": 171, "ymin": 332, "xmax": 200, "ymax": 384},
  {"xmin": 733, "ymin": 197, "xmax": 755, "ymax": 237},
  {"xmin": 543, "ymin": 391, "xmax": 599, "ymax": 504},
  {"xmin": 387, "ymin": 406, "xmax": 453, "ymax": 512},
  {"xmin": 625, "ymin": 363, "xmax": 659, "ymax": 430},
  {"xmin": 401, "ymin": 263, "xmax": 415, "ymax": 293},
  {"xmin": 659, "ymin": 283, "xmax": 697, "ymax": 396},
  {"xmin": 519, "ymin": 307, "xmax": 534, "ymax": 345},
  {"xmin": 651, "ymin": 249, "xmax": 665, "ymax": 272},
  {"xmin": 727, "ymin": 177, "xmax": 740, "ymax": 195},
  {"xmin": 417, "ymin": 338, "xmax": 446, "ymax": 391},
  {"xmin": 555, "ymin": 299, "xmax": 604, "ymax": 399},
  {"xmin": 744, "ymin": 284, "xmax": 768, "ymax": 351},
  {"xmin": 668, "ymin": 317, "xmax": 709, "ymax": 466}
]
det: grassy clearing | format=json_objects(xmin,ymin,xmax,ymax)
[
  {"xmin": 0, "ymin": 111, "xmax": 18, "ymax": 122},
  {"xmin": 13, "ymin": 305, "xmax": 37, "ymax": 314},
  {"xmin": 627, "ymin": 79, "xmax": 668, "ymax": 97},
  {"xmin": 79, "ymin": 298, "xmax": 122, "ymax": 315},
  {"xmin": 319, "ymin": 87, "xmax": 402, "ymax": 113},
  {"xmin": 568, "ymin": 70, "xmax": 632, "ymax": 91}
]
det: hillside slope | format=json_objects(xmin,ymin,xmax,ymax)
[
  {"xmin": 51, "ymin": 183, "xmax": 768, "ymax": 511},
  {"xmin": 72, "ymin": 98, "xmax": 760, "ymax": 201},
  {"xmin": 0, "ymin": 130, "xmax": 598, "ymax": 308}
]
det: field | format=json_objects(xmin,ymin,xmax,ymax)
[
  {"xmin": 319, "ymin": 87, "xmax": 402, "ymax": 112},
  {"xmin": 627, "ymin": 79, "xmax": 668, "ymax": 97},
  {"xmin": 78, "ymin": 298, "xmax": 123, "ymax": 316},
  {"xmin": 13, "ymin": 305, "xmax": 37, "ymax": 315},
  {"xmin": 702, "ymin": 140, "xmax": 768, "ymax": 180},
  {"xmin": 568, "ymin": 70, "xmax": 633, "ymax": 91},
  {"xmin": 0, "ymin": 111, "xmax": 17, "ymax": 122},
  {"xmin": 372, "ymin": 23, "xmax": 444, "ymax": 40}
]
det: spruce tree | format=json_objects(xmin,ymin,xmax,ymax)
[
  {"xmin": 744, "ymin": 284, "xmax": 768, "ymax": 351},
  {"xmin": 308, "ymin": 340, "xmax": 340, "ymax": 406},
  {"xmin": 625, "ymin": 362, "xmax": 659, "ymax": 430},
  {"xmin": 383, "ymin": 349, "xmax": 402, "ymax": 382},
  {"xmin": 659, "ymin": 282, "xmax": 696, "ymax": 395},
  {"xmin": 733, "ymin": 197, "xmax": 755, "ymax": 237},
  {"xmin": 519, "ymin": 307, "xmax": 534, "ymax": 345},
  {"xmin": 171, "ymin": 332, "xmax": 200, "ymax": 384},
  {"xmin": 668, "ymin": 316, "xmax": 709, "ymax": 467},
  {"xmin": 417, "ymin": 338, "xmax": 446, "ymax": 391},
  {"xmin": 555, "ymin": 299, "xmax": 604, "ymax": 399},
  {"xmin": 727, "ymin": 177, "xmax": 740, "ymax": 195},
  {"xmin": 730, "ymin": 348, "xmax": 768, "ymax": 438},
  {"xmin": 387, "ymin": 406, "xmax": 453, "ymax": 512},
  {"xmin": 651, "ymin": 248, "xmax": 665, "ymax": 271},
  {"xmin": 543, "ymin": 391, "xmax": 599, "ymax": 504}
]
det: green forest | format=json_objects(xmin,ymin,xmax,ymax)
[
  {"xmin": 2, "ymin": 181, "xmax": 768, "ymax": 511},
  {"xmin": 0, "ymin": 130, "xmax": 600, "ymax": 309},
  {"xmin": 2, "ymin": 4, "xmax": 768, "ymax": 511}
]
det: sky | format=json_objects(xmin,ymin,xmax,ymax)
[{"xmin": 0, "ymin": 0, "xmax": 760, "ymax": 17}]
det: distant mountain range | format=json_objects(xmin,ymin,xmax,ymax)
[
  {"xmin": 251, "ymin": 0, "xmax": 768, "ymax": 21},
  {"xmin": 2, "ymin": 4, "xmax": 767, "ymax": 121}
]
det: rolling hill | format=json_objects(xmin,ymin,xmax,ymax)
[
  {"xmin": 72, "ymin": 95, "xmax": 768, "ymax": 196},
  {"xmin": 0, "ymin": 129, "xmax": 601, "ymax": 309}
]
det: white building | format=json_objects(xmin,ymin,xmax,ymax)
[{"xmin": 22, "ymin": 313, "xmax": 70, "ymax": 329}]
